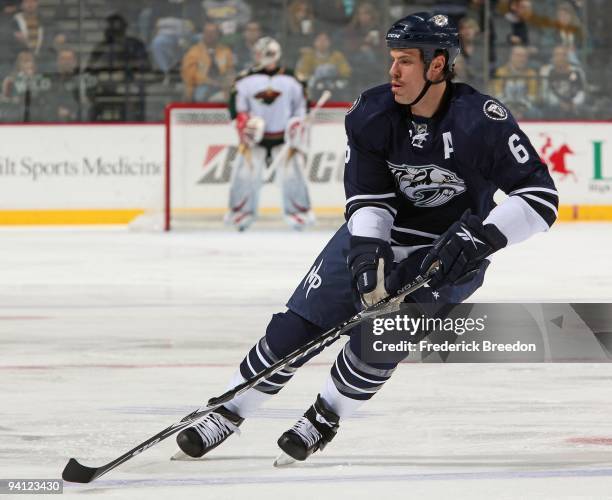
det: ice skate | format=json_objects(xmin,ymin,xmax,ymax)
[
  {"xmin": 175, "ymin": 406, "xmax": 244, "ymax": 458},
  {"xmin": 274, "ymin": 395, "xmax": 339, "ymax": 466}
]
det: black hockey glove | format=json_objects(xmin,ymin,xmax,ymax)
[
  {"xmin": 420, "ymin": 210, "xmax": 508, "ymax": 288},
  {"xmin": 347, "ymin": 236, "xmax": 394, "ymax": 307}
]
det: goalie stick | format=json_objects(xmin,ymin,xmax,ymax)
[
  {"xmin": 267, "ymin": 89, "xmax": 331, "ymax": 178},
  {"xmin": 61, "ymin": 263, "xmax": 438, "ymax": 484}
]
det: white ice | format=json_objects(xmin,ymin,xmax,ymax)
[{"xmin": 1, "ymin": 222, "xmax": 611, "ymax": 499}]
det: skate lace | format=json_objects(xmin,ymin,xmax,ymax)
[
  {"xmin": 289, "ymin": 417, "xmax": 322, "ymax": 448},
  {"xmin": 194, "ymin": 412, "xmax": 241, "ymax": 446}
]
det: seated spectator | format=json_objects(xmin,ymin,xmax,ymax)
[
  {"xmin": 504, "ymin": 0, "xmax": 532, "ymax": 46},
  {"xmin": 181, "ymin": 22, "xmax": 234, "ymax": 102},
  {"xmin": 552, "ymin": 1, "xmax": 583, "ymax": 65},
  {"xmin": 44, "ymin": 48, "xmax": 82, "ymax": 121},
  {"xmin": 493, "ymin": 45, "xmax": 540, "ymax": 118},
  {"xmin": 283, "ymin": 0, "xmax": 317, "ymax": 63},
  {"xmin": 311, "ymin": 0, "xmax": 352, "ymax": 32},
  {"xmin": 343, "ymin": 1, "xmax": 384, "ymax": 90},
  {"xmin": 86, "ymin": 14, "xmax": 151, "ymax": 121},
  {"xmin": 296, "ymin": 31, "xmax": 351, "ymax": 100},
  {"xmin": 234, "ymin": 20, "xmax": 262, "ymax": 72},
  {"xmin": 540, "ymin": 45, "xmax": 586, "ymax": 118},
  {"xmin": 241, "ymin": 0, "xmax": 283, "ymax": 39},
  {"xmin": 0, "ymin": 0, "xmax": 18, "ymax": 16},
  {"xmin": 1, "ymin": 50, "xmax": 50, "ymax": 121},
  {"xmin": 144, "ymin": 0, "xmax": 201, "ymax": 82},
  {"xmin": 458, "ymin": 16, "xmax": 484, "ymax": 88},
  {"xmin": 466, "ymin": 0, "xmax": 498, "ymax": 71},
  {"xmin": 8, "ymin": 0, "xmax": 66, "ymax": 71},
  {"xmin": 202, "ymin": 0, "xmax": 251, "ymax": 46}
]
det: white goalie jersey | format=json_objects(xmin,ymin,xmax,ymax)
[{"xmin": 229, "ymin": 67, "xmax": 307, "ymax": 136}]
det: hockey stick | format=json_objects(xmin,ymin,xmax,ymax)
[{"xmin": 62, "ymin": 263, "xmax": 438, "ymax": 483}]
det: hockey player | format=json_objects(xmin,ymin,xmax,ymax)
[
  {"xmin": 226, "ymin": 36, "xmax": 315, "ymax": 231},
  {"xmin": 177, "ymin": 13, "xmax": 558, "ymax": 463}
]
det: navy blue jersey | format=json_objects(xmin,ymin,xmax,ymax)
[{"xmin": 344, "ymin": 82, "xmax": 558, "ymax": 246}]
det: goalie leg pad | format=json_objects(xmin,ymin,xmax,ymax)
[
  {"xmin": 277, "ymin": 147, "xmax": 315, "ymax": 230},
  {"xmin": 225, "ymin": 145, "xmax": 266, "ymax": 230}
]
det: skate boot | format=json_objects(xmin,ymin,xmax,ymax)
[
  {"xmin": 176, "ymin": 406, "xmax": 244, "ymax": 458},
  {"xmin": 275, "ymin": 394, "xmax": 340, "ymax": 465}
]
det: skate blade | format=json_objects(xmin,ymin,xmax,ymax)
[
  {"xmin": 171, "ymin": 450, "xmax": 203, "ymax": 461},
  {"xmin": 273, "ymin": 451, "xmax": 296, "ymax": 467}
]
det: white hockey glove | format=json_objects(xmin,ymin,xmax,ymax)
[
  {"xmin": 236, "ymin": 112, "xmax": 265, "ymax": 146},
  {"xmin": 284, "ymin": 116, "xmax": 310, "ymax": 153}
]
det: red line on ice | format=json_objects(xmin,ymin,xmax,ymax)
[{"xmin": 567, "ymin": 437, "xmax": 612, "ymax": 446}]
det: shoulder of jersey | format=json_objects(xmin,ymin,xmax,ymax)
[
  {"xmin": 346, "ymin": 83, "xmax": 396, "ymax": 133},
  {"xmin": 452, "ymin": 82, "xmax": 513, "ymax": 125},
  {"xmin": 235, "ymin": 68, "xmax": 257, "ymax": 83}
]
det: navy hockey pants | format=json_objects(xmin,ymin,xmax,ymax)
[{"xmin": 239, "ymin": 223, "xmax": 488, "ymax": 400}]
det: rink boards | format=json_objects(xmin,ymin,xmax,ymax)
[{"xmin": 0, "ymin": 111, "xmax": 611, "ymax": 225}]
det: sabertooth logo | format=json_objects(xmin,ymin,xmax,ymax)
[
  {"xmin": 430, "ymin": 15, "xmax": 449, "ymax": 27},
  {"xmin": 255, "ymin": 88, "xmax": 281, "ymax": 105},
  {"xmin": 387, "ymin": 162, "xmax": 466, "ymax": 208}
]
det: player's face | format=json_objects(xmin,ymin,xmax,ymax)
[{"xmin": 389, "ymin": 49, "xmax": 427, "ymax": 105}]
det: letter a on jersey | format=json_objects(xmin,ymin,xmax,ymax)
[{"xmin": 443, "ymin": 131, "xmax": 454, "ymax": 159}]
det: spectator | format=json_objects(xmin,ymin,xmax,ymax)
[
  {"xmin": 540, "ymin": 45, "xmax": 586, "ymax": 117},
  {"xmin": 493, "ymin": 45, "xmax": 539, "ymax": 118},
  {"xmin": 242, "ymin": 0, "xmax": 283, "ymax": 39},
  {"xmin": 143, "ymin": 0, "xmax": 201, "ymax": 82},
  {"xmin": 181, "ymin": 22, "xmax": 234, "ymax": 102},
  {"xmin": 44, "ymin": 48, "xmax": 82, "ymax": 121},
  {"xmin": 311, "ymin": 0, "xmax": 353, "ymax": 31},
  {"xmin": 458, "ymin": 16, "xmax": 484, "ymax": 88},
  {"xmin": 343, "ymin": 1, "xmax": 384, "ymax": 90},
  {"xmin": 466, "ymin": 0, "xmax": 498, "ymax": 72},
  {"xmin": 552, "ymin": 1, "xmax": 583, "ymax": 65},
  {"xmin": 8, "ymin": 0, "xmax": 66, "ymax": 70},
  {"xmin": 86, "ymin": 14, "xmax": 151, "ymax": 121},
  {"xmin": 234, "ymin": 20, "xmax": 262, "ymax": 72},
  {"xmin": 202, "ymin": 0, "xmax": 251, "ymax": 46},
  {"xmin": 283, "ymin": 0, "xmax": 317, "ymax": 63},
  {"xmin": 504, "ymin": 0, "xmax": 533, "ymax": 47},
  {"xmin": 0, "ymin": 0, "xmax": 18, "ymax": 16},
  {"xmin": 296, "ymin": 31, "xmax": 351, "ymax": 100},
  {"xmin": 1, "ymin": 50, "xmax": 50, "ymax": 121}
]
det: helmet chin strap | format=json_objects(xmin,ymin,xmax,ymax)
[{"xmin": 407, "ymin": 63, "xmax": 446, "ymax": 107}]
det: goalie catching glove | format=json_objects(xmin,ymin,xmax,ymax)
[
  {"xmin": 347, "ymin": 236, "xmax": 393, "ymax": 307},
  {"xmin": 420, "ymin": 209, "xmax": 507, "ymax": 288}
]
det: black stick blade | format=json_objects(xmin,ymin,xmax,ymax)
[{"xmin": 62, "ymin": 458, "xmax": 99, "ymax": 483}]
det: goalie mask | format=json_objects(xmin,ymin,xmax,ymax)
[{"xmin": 253, "ymin": 37, "xmax": 282, "ymax": 70}]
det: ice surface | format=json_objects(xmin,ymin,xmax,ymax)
[{"xmin": 0, "ymin": 222, "xmax": 611, "ymax": 499}]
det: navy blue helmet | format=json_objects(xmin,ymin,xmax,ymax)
[{"xmin": 386, "ymin": 12, "xmax": 460, "ymax": 72}]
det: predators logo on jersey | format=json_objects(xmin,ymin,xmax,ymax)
[
  {"xmin": 387, "ymin": 162, "xmax": 466, "ymax": 208},
  {"xmin": 255, "ymin": 88, "xmax": 282, "ymax": 105}
]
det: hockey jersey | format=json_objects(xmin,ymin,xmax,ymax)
[
  {"xmin": 344, "ymin": 82, "xmax": 558, "ymax": 248},
  {"xmin": 229, "ymin": 67, "xmax": 307, "ymax": 135}
]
